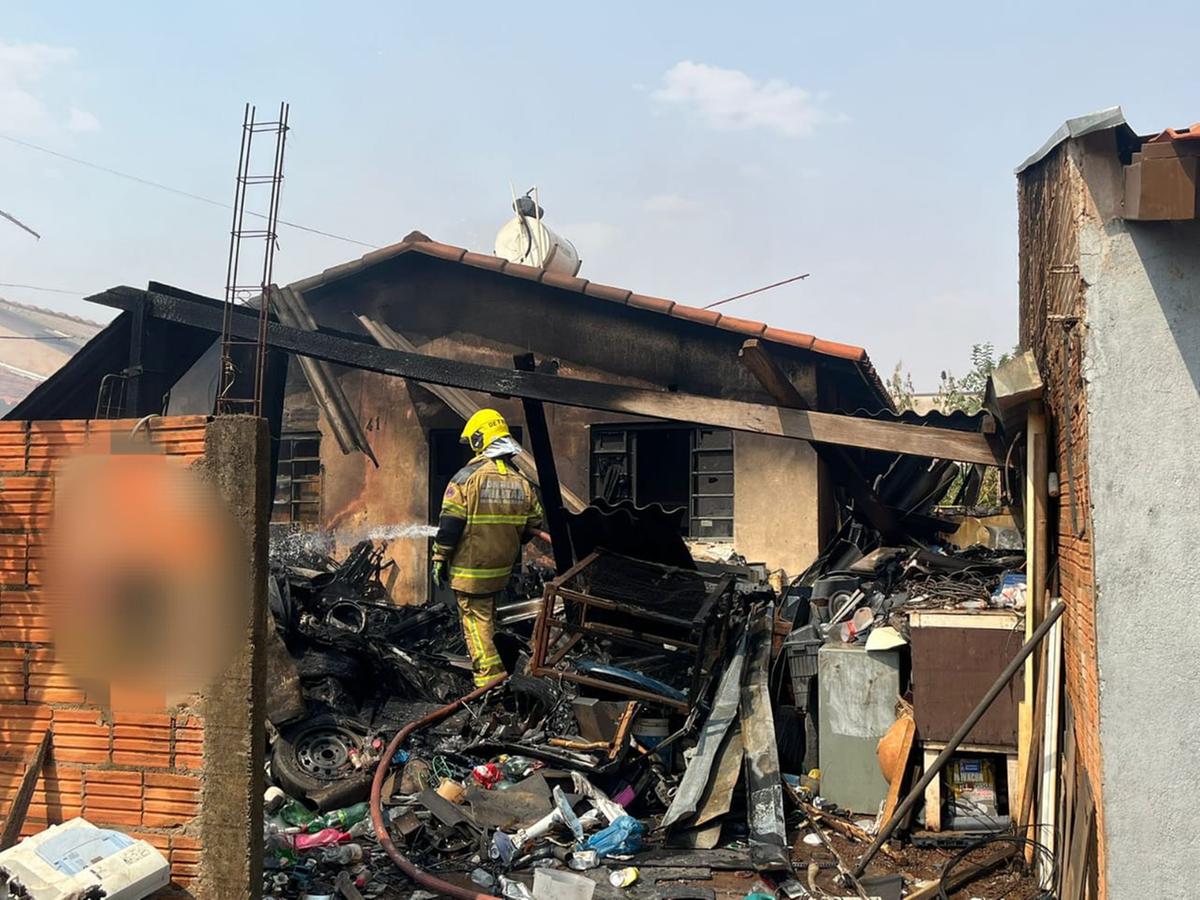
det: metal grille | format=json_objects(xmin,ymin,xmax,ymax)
[
  {"xmin": 216, "ymin": 102, "xmax": 289, "ymax": 416},
  {"xmin": 271, "ymin": 432, "xmax": 322, "ymax": 525},
  {"xmin": 94, "ymin": 372, "xmax": 128, "ymax": 419},
  {"xmin": 568, "ymin": 553, "xmax": 726, "ymax": 621}
]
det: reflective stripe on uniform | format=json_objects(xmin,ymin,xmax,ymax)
[
  {"xmin": 467, "ymin": 513, "xmax": 530, "ymax": 525},
  {"xmin": 442, "ymin": 500, "xmax": 468, "ymax": 517},
  {"xmin": 450, "ymin": 564, "xmax": 514, "ymax": 580}
]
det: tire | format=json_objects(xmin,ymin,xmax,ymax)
[
  {"xmin": 504, "ymin": 673, "xmax": 559, "ymax": 729},
  {"xmin": 271, "ymin": 712, "xmax": 369, "ymax": 803}
]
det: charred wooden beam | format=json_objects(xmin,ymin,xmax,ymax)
[
  {"xmin": 90, "ymin": 286, "xmax": 1006, "ymax": 466},
  {"xmin": 514, "ymin": 352, "xmax": 575, "ymax": 574}
]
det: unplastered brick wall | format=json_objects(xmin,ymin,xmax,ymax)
[
  {"xmin": 1018, "ymin": 142, "xmax": 1106, "ymax": 892},
  {"xmin": 0, "ymin": 416, "xmax": 212, "ymax": 894}
]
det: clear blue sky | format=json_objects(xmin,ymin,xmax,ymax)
[{"xmin": 1, "ymin": 1, "xmax": 1195, "ymax": 388}]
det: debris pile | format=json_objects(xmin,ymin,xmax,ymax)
[{"xmin": 261, "ymin": 501, "xmax": 1050, "ymax": 898}]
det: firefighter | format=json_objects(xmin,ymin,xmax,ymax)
[{"xmin": 431, "ymin": 409, "xmax": 543, "ymax": 687}]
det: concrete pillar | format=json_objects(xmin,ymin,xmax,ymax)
[{"xmin": 193, "ymin": 416, "xmax": 269, "ymax": 898}]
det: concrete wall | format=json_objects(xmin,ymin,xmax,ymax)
[
  {"xmin": 1075, "ymin": 140, "xmax": 1200, "ymax": 898},
  {"xmin": 1018, "ymin": 136, "xmax": 1107, "ymax": 888},
  {"xmin": 194, "ymin": 416, "xmax": 268, "ymax": 899},
  {"xmin": 732, "ymin": 432, "xmax": 821, "ymax": 575},
  {"xmin": 1022, "ymin": 127, "xmax": 1200, "ymax": 898}
]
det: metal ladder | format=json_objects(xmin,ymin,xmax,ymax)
[{"xmin": 216, "ymin": 102, "xmax": 289, "ymax": 416}]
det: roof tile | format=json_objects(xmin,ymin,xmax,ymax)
[
  {"xmin": 627, "ymin": 293, "xmax": 675, "ymax": 314},
  {"xmin": 541, "ymin": 271, "xmax": 589, "ymax": 292},
  {"xmin": 318, "ymin": 260, "xmax": 365, "ymax": 283},
  {"xmin": 501, "ymin": 261, "xmax": 544, "ymax": 282},
  {"xmin": 762, "ymin": 326, "xmax": 816, "ymax": 350},
  {"xmin": 414, "ymin": 241, "xmax": 467, "ymax": 263},
  {"xmin": 811, "ymin": 338, "xmax": 866, "ymax": 361},
  {"xmin": 289, "ymin": 231, "xmax": 885, "ymax": 406},
  {"xmin": 360, "ymin": 241, "xmax": 410, "ymax": 267},
  {"xmin": 669, "ymin": 304, "xmax": 722, "ymax": 327},
  {"xmin": 715, "ymin": 314, "xmax": 768, "ymax": 337},
  {"xmin": 583, "ymin": 282, "xmax": 632, "ymax": 305},
  {"xmin": 459, "ymin": 251, "xmax": 508, "ymax": 272}
]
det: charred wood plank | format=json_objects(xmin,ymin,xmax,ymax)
[
  {"xmin": 92, "ymin": 286, "xmax": 1005, "ymax": 466},
  {"xmin": 740, "ymin": 602, "xmax": 790, "ymax": 872},
  {"xmin": 514, "ymin": 353, "xmax": 574, "ymax": 573}
]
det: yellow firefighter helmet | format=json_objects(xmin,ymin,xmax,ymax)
[{"xmin": 461, "ymin": 409, "xmax": 511, "ymax": 453}]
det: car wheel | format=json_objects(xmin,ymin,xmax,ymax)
[{"xmin": 271, "ymin": 712, "xmax": 369, "ymax": 802}]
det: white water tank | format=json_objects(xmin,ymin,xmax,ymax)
[{"xmin": 494, "ymin": 215, "xmax": 581, "ymax": 276}]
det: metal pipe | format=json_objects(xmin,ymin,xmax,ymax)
[
  {"xmin": 369, "ymin": 674, "xmax": 509, "ymax": 900},
  {"xmin": 272, "ymin": 286, "xmax": 377, "ymax": 464},
  {"xmin": 850, "ymin": 599, "xmax": 1067, "ymax": 878}
]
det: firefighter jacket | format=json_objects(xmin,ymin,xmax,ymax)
[{"xmin": 432, "ymin": 455, "xmax": 543, "ymax": 595}]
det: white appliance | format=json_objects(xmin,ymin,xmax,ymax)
[{"xmin": 0, "ymin": 817, "xmax": 170, "ymax": 899}]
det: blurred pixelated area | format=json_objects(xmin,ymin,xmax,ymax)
[
  {"xmin": 0, "ymin": 415, "xmax": 245, "ymax": 890},
  {"xmin": 46, "ymin": 440, "xmax": 247, "ymax": 712}
]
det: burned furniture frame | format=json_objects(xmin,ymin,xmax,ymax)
[{"xmin": 530, "ymin": 550, "xmax": 733, "ymax": 711}]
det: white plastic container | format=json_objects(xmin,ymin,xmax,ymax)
[
  {"xmin": 532, "ymin": 866, "xmax": 596, "ymax": 900},
  {"xmin": 0, "ymin": 817, "xmax": 170, "ymax": 899},
  {"xmin": 494, "ymin": 216, "xmax": 581, "ymax": 275}
]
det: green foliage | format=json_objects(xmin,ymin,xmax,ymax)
[
  {"xmin": 886, "ymin": 362, "xmax": 916, "ymax": 413},
  {"xmin": 934, "ymin": 342, "xmax": 1014, "ymax": 415},
  {"xmin": 889, "ymin": 342, "xmax": 1019, "ymax": 511}
]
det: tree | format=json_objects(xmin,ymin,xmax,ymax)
[
  {"xmin": 933, "ymin": 342, "xmax": 1013, "ymax": 415},
  {"xmin": 889, "ymin": 342, "xmax": 1018, "ymax": 511},
  {"xmin": 886, "ymin": 362, "xmax": 916, "ymax": 413}
]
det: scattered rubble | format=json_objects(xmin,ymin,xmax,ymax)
[{"xmin": 261, "ymin": 477, "xmax": 1049, "ymax": 899}]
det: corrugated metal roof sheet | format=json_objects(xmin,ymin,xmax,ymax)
[
  {"xmin": 287, "ymin": 230, "xmax": 890, "ymax": 403},
  {"xmin": 836, "ymin": 406, "xmax": 991, "ymax": 433}
]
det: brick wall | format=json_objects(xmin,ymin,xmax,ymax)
[
  {"xmin": 0, "ymin": 415, "xmax": 212, "ymax": 894},
  {"xmin": 1018, "ymin": 143, "xmax": 1106, "ymax": 890}
]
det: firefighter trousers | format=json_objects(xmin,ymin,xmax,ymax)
[{"xmin": 455, "ymin": 593, "xmax": 505, "ymax": 687}]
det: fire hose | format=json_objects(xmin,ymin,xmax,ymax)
[{"xmin": 370, "ymin": 674, "xmax": 510, "ymax": 900}]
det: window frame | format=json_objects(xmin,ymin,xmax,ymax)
[
  {"xmin": 588, "ymin": 422, "xmax": 735, "ymax": 540},
  {"xmin": 272, "ymin": 431, "xmax": 323, "ymax": 527}
]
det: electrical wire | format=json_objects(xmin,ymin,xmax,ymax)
[
  {"xmin": 704, "ymin": 272, "xmax": 810, "ymax": 309},
  {"xmin": 0, "ymin": 132, "xmax": 381, "ymax": 249},
  {"xmin": 0, "ymin": 283, "xmax": 86, "ymax": 295},
  {"xmin": 935, "ymin": 833, "xmax": 1056, "ymax": 900}
]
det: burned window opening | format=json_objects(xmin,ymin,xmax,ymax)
[
  {"xmin": 273, "ymin": 431, "xmax": 323, "ymax": 526},
  {"xmin": 589, "ymin": 424, "xmax": 734, "ymax": 539}
]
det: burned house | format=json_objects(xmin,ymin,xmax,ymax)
[
  {"xmin": 9, "ymin": 109, "xmax": 1185, "ymax": 897},
  {"xmin": 256, "ymin": 233, "xmax": 901, "ymax": 601},
  {"xmin": 19, "ymin": 231, "xmax": 895, "ymax": 603}
]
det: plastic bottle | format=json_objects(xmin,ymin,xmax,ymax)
[
  {"xmin": 320, "ymin": 843, "xmax": 363, "ymax": 865},
  {"xmin": 304, "ymin": 801, "xmax": 369, "ymax": 832},
  {"xmin": 264, "ymin": 786, "xmax": 288, "ymax": 814},
  {"xmin": 265, "ymin": 833, "xmax": 300, "ymax": 866},
  {"xmin": 500, "ymin": 756, "xmax": 535, "ymax": 780},
  {"xmin": 294, "ymin": 827, "xmax": 351, "ymax": 852},
  {"xmin": 279, "ymin": 799, "xmax": 317, "ymax": 828},
  {"xmin": 347, "ymin": 817, "xmax": 375, "ymax": 840},
  {"xmin": 582, "ymin": 815, "xmax": 645, "ymax": 857}
]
